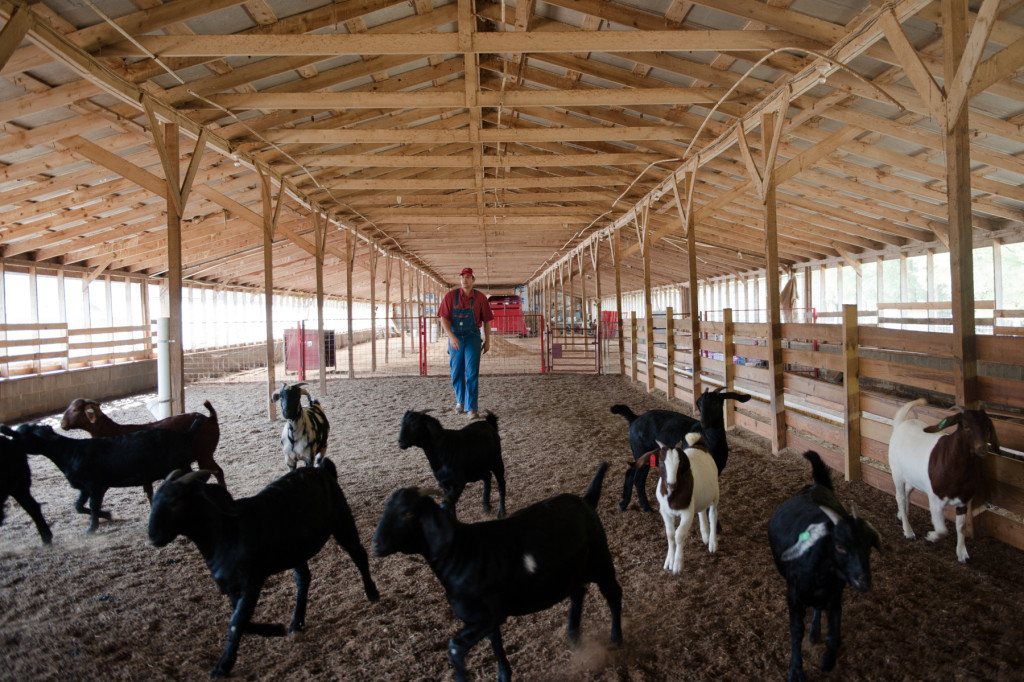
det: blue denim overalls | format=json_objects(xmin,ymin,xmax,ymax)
[{"xmin": 449, "ymin": 289, "xmax": 482, "ymax": 412}]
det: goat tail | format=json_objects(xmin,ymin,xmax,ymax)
[
  {"xmin": 202, "ymin": 400, "xmax": 218, "ymax": 422},
  {"xmin": 803, "ymin": 451, "xmax": 834, "ymax": 491},
  {"xmin": 485, "ymin": 411, "xmax": 498, "ymax": 430},
  {"xmin": 892, "ymin": 398, "xmax": 927, "ymax": 429},
  {"xmin": 610, "ymin": 404, "xmax": 638, "ymax": 423},
  {"xmin": 583, "ymin": 462, "xmax": 610, "ymax": 508}
]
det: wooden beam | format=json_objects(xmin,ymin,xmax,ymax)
[{"xmin": 96, "ymin": 30, "xmax": 823, "ymax": 57}]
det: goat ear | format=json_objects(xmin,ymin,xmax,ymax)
[
  {"xmin": 924, "ymin": 413, "xmax": 961, "ymax": 433},
  {"xmin": 632, "ymin": 451, "xmax": 656, "ymax": 470},
  {"xmin": 271, "ymin": 392, "xmax": 281, "ymax": 403}
]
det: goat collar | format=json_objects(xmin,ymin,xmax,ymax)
[{"xmin": 781, "ymin": 521, "xmax": 830, "ymax": 561}]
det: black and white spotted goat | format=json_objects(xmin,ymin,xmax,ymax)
[{"xmin": 271, "ymin": 382, "xmax": 329, "ymax": 470}]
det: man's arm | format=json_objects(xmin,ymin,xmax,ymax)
[{"xmin": 440, "ymin": 315, "xmax": 459, "ymax": 350}]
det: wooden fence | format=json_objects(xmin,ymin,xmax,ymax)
[
  {"xmin": 623, "ymin": 305, "xmax": 1024, "ymax": 553},
  {"xmin": 0, "ymin": 322, "xmax": 152, "ymax": 378}
]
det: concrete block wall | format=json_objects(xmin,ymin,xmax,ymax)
[{"xmin": 0, "ymin": 360, "xmax": 156, "ymax": 424}]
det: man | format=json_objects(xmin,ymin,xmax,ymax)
[{"xmin": 438, "ymin": 267, "xmax": 493, "ymax": 419}]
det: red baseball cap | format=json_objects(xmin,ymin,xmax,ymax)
[{"xmin": 460, "ymin": 267, "xmax": 474, "ymax": 277}]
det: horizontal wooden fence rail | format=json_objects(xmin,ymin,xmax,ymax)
[
  {"xmin": 0, "ymin": 323, "xmax": 152, "ymax": 378},
  {"xmin": 621, "ymin": 304, "xmax": 1024, "ymax": 554}
]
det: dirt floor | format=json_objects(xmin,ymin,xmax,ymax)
[{"xmin": 1, "ymin": 374, "xmax": 1022, "ymax": 681}]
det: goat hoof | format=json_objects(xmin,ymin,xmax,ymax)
[{"xmin": 617, "ymin": 501, "xmax": 628, "ymax": 512}]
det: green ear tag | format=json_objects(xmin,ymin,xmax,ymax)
[
  {"xmin": 798, "ymin": 531, "xmax": 810, "ymax": 542},
  {"xmin": 938, "ymin": 418, "xmax": 948, "ymax": 430}
]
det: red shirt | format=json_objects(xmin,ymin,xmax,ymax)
[{"xmin": 438, "ymin": 288, "xmax": 494, "ymax": 329}]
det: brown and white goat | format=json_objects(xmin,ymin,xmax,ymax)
[
  {"xmin": 629, "ymin": 431, "xmax": 719, "ymax": 575},
  {"xmin": 888, "ymin": 398, "xmax": 1000, "ymax": 563},
  {"xmin": 60, "ymin": 398, "xmax": 225, "ymax": 497}
]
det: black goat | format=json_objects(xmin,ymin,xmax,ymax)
[
  {"xmin": 397, "ymin": 409, "xmax": 506, "ymax": 518},
  {"xmin": 373, "ymin": 462, "xmax": 621, "ymax": 682},
  {"xmin": 148, "ymin": 458, "xmax": 379, "ymax": 679},
  {"xmin": 0, "ymin": 429, "xmax": 52, "ymax": 545},
  {"xmin": 4, "ymin": 418, "xmax": 203, "ymax": 533},
  {"xmin": 768, "ymin": 451, "xmax": 882, "ymax": 682},
  {"xmin": 613, "ymin": 387, "xmax": 750, "ymax": 511}
]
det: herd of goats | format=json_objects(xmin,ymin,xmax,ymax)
[{"xmin": 0, "ymin": 380, "xmax": 1002, "ymax": 681}]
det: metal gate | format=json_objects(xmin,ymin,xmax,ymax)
[
  {"xmin": 417, "ymin": 314, "xmax": 547, "ymax": 375},
  {"xmin": 546, "ymin": 325, "xmax": 599, "ymax": 373}
]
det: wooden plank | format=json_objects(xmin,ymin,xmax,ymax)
[
  {"xmin": 976, "ymin": 511, "xmax": 1024, "ymax": 552},
  {"xmin": 786, "ymin": 410, "xmax": 844, "ymax": 448},
  {"xmin": 858, "ymin": 357, "xmax": 954, "ymax": 394},
  {"xmin": 977, "ymin": 334, "xmax": 1024, "ymax": 361},
  {"xmin": 734, "ymin": 411, "xmax": 772, "ymax": 440},
  {"xmin": 783, "ymin": 372, "xmax": 845, "ymax": 404},
  {"xmin": 978, "ymin": 376, "xmax": 1024, "ymax": 411},
  {"xmin": 858, "ymin": 326, "xmax": 953, "ymax": 356},
  {"xmin": 782, "ymin": 322, "xmax": 842, "ymax": 344},
  {"xmin": 781, "ymin": 348, "xmax": 845, "ymax": 372}
]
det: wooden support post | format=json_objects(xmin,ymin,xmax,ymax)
[
  {"xmin": 636, "ymin": 205, "xmax": 655, "ymax": 392},
  {"xmin": 162, "ymin": 122, "xmax": 185, "ymax": 416},
  {"xmin": 384, "ymin": 254, "xmax": 392, "ymax": 364},
  {"xmin": 630, "ymin": 316, "xmax": 638, "ymax": 383},
  {"xmin": 842, "ymin": 304, "xmax": 862, "ymax": 481},
  {"xmin": 665, "ymin": 306, "xmax": 676, "ymax": 401},
  {"xmin": 346, "ymin": 230, "xmax": 355, "ymax": 379},
  {"xmin": 723, "ymin": 308, "xmax": 735, "ymax": 430},
  {"xmin": 944, "ymin": 0, "xmax": 979, "ymax": 408},
  {"xmin": 369, "ymin": 247, "xmax": 378, "ymax": 374},
  {"xmin": 612, "ymin": 229, "xmax": 624, "ymax": 375},
  {"xmin": 313, "ymin": 212, "xmax": 327, "ymax": 395},
  {"xmin": 399, "ymin": 260, "xmax": 406, "ymax": 357},
  {"xmin": 759, "ymin": 112, "xmax": 787, "ymax": 455}
]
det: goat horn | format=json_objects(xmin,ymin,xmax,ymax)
[
  {"xmin": 850, "ymin": 501, "xmax": 859, "ymax": 519},
  {"xmin": 164, "ymin": 469, "xmax": 184, "ymax": 482}
]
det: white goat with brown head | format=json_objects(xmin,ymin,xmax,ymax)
[
  {"xmin": 629, "ymin": 431, "xmax": 719, "ymax": 575},
  {"xmin": 888, "ymin": 398, "xmax": 1000, "ymax": 563}
]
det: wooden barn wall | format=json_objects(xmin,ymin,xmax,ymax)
[{"xmin": 622, "ymin": 307, "xmax": 1024, "ymax": 553}]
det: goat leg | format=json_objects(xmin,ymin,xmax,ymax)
[
  {"xmin": 86, "ymin": 490, "xmax": 110, "ymax": 533},
  {"xmin": 488, "ymin": 629, "xmax": 512, "ymax": 682},
  {"xmin": 566, "ymin": 586, "xmax": 585, "ymax": 644},
  {"xmin": 820, "ymin": 607, "xmax": 842, "ymax": 672},
  {"xmin": 447, "ymin": 622, "xmax": 492, "ymax": 682},
  {"xmin": 786, "ymin": 598, "xmax": 808, "ymax": 682},
  {"xmin": 289, "ymin": 564, "xmax": 312, "ymax": 633},
  {"xmin": 481, "ymin": 476, "xmax": 492, "ymax": 513},
  {"xmin": 808, "ymin": 608, "xmax": 822, "ymax": 644},
  {"xmin": 925, "ymin": 495, "xmax": 949, "ymax": 543},
  {"xmin": 12, "ymin": 489, "xmax": 52, "ymax": 545},
  {"xmin": 618, "ymin": 468, "xmax": 635, "ymax": 511},
  {"xmin": 634, "ymin": 467, "xmax": 654, "ymax": 512},
  {"xmin": 332, "ymin": 512, "xmax": 381, "ymax": 603},
  {"xmin": 955, "ymin": 511, "xmax": 969, "ymax": 563},
  {"xmin": 74, "ymin": 490, "xmax": 90, "ymax": 514},
  {"xmin": 495, "ymin": 472, "xmax": 507, "ymax": 519},
  {"xmin": 213, "ymin": 586, "xmax": 261, "ymax": 679}
]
